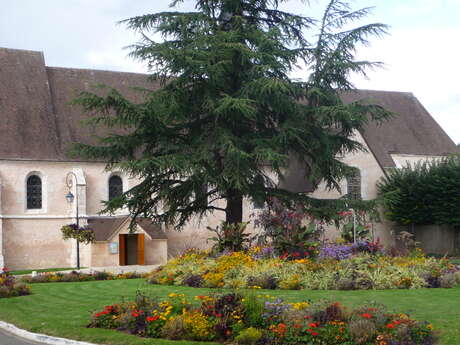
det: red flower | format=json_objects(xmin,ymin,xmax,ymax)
[
  {"xmin": 307, "ymin": 329, "xmax": 319, "ymax": 336},
  {"xmin": 309, "ymin": 323, "xmax": 318, "ymax": 328},
  {"xmin": 361, "ymin": 313, "xmax": 373, "ymax": 319},
  {"xmin": 386, "ymin": 323, "xmax": 395, "ymax": 329},
  {"xmin": 147, "ymin": 316, "xmax": 159, "ymax": 322},
  {"xmin": 131, "ymin": 311, "xmax": 140, "ymax": 317}
]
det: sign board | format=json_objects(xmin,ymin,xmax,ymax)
[{"xmin": 109, "ymin": 242, "xmax": 119, "ymax": 254}]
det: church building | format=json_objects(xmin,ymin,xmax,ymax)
[{"xmin": 0, "ymin": 47, "xmax": 457, "ymax": 270}]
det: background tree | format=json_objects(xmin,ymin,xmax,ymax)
[{"xmin": 72, "ymin": 0, "xmax": 391, "ymax": 228}]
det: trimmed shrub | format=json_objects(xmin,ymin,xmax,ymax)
[{"xmin": 378, "ymin": 157, "xmax": 460, "ymax": 226}]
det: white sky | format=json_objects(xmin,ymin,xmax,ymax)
[{"xmin": 1, "ymin": 0, "xmax": 459, "ymax": 143}]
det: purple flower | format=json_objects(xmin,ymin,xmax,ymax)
[{"xmin": 319, "ymin": 244, "xmax": 353, "ymax": 260}]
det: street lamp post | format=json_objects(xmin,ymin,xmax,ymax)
[{"xmin": 65, "ymin": 172, "xmax": 80, "ymax": 270}]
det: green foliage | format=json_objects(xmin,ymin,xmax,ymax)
[
  {"xmin": 71, "ymin": 0, "xmax": 391, "ymax": 228},
  {"xmin": 207, "ymin": 222, "xmax": 254, "ymax": 253},
  {"xmin": 235, "ymin": 327, "xmax": 262, "ymax": 345},
  {"xmin": 377, "ymin": 156, "xmax": 460, "ymax": 227},
  {"xmin": 241, "ymin": 291, "xmax": 265, "ymax": 328}
]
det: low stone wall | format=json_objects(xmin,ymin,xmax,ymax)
[
  {"xmin": 416, "ymin": 225, "xmax": 460, "ymax": 256},
  {"xmin": 396, "ymin": 224, "xmax": 460, "ymax": 256}
]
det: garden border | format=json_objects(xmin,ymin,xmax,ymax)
[{"xmin": 0, "ymin": 321, "xmax": 98, "ymax": 345}]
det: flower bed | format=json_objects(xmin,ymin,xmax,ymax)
[
  {"xmin": 148, "ymin": 248, "xmax": 460, "ymax": 290},
  {"xmin": 89, "ymin": 292, "xmax": 436, "ymax": 345},
  {"xmin": 0, "ymin": 267, "xmax": 31, "ymax": 298},
  {"xmin": 20, "ymin": 271, "xmax": 147, "ymax": 284}
]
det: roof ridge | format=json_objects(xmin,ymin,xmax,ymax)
[{"xmin": 46, "ymin": 65, "xmax": 148, "ymax": 76}]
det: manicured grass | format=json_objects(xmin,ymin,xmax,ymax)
[
  {"xmin": 0, "ymin": 279, "xmax": 459, "ymax": 345},
  {"xmin": 10, "ymin": 267, "xmax": 83, "ymax": 275}
]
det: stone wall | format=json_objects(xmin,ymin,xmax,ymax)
[
  {"xmin": 414, "ymin": 225, "xmax": 459, "ymax": 256},
  {"xmin": 0, "ymin": 160, "xmax": 136, "ymax": 269},
  {"xmin": 392, "ymin": 224, "xmax": 460, "ymax": 256}
]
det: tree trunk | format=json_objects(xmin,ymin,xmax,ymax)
[{"xmin": 226, "ymin": 190, "xmax": 243, "ymax": 224}]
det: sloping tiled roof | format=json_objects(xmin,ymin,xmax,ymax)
[
  {"xmin": 88, "ymin": 216, "xmax": 167, "ymax": 241},
  {"xmin": 0, "ymin": 47, "xmax": 155, "ymax": 161},
  {"xmin": 341, "ymin": 90, "xmax": 457, "ymax": 168},
  {"xmin": 0, "ymin": 47, "xmax": 456, "ymax": 173}
]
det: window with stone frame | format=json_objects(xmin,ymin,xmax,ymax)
[
  {"xmin": 346, "ymin": 169, "xmax": 362, "ymax": 200},
  {"xmin": 27, "ymin": 175, "xmax": 42, "ymax": 209},
  {"xmin": 108, "ymin": 175, "xmax": 123, "ymax": 201}
]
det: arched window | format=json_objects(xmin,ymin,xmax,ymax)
[
  {"xmin": 27, "ymin": 175, "xmax": 42, "ymax": 209},
  {"xmin": 346, "ymin": 169, "xmax": 361, "ymax": 200},
  {"xmin": 108, "ymin": 175, "xmax": 123, "ymax": 201}
]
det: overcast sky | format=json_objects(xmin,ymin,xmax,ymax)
[{"xmin": 1, "ymin": 0, "xmax": 459, "ymax": 143}]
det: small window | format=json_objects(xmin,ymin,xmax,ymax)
[
  {"xmin": 346, "ymin": 169, "xmax": 361, "ymax": 200},
  {"xmin": 27, "ymin": 175, "xmax": 42, "ymax": 209},
  {"xmin": 109, "ymin": 175, "xmax": 123, "ymax": 201}
]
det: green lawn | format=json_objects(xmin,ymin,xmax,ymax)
[{"xmin": 0, "ymin": 279, "xmax": 459, "ymax": 345}]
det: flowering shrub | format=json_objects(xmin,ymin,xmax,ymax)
[
  {"xmin": 20, "ymin": 271, "xmax": 146, "ymax": 284},
  {"xmin": 208, "ymin": 222, "xmax": 254, "ymax": 253},
  {"xmin": 255, "ymin": 198, "xmax": 322, "ymax": 258},
  {"xmin": 89, "ymin": 291, "xmax": 437, "ymax": 345},
  {"xmin": 149, "ymin": 249, "xmax": 460, "ymax": 290},
  {"xmin": 319, "ymin": 240, "xmax": 384, "ymax": 260},
  {"xmin": 0, "ymin": 267, "xmax": 31, "ymax": 298}
]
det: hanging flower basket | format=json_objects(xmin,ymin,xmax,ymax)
[{"xmin": 61, "ymin": 224, "xmax": 95, "ymax": 244}]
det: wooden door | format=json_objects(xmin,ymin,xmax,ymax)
[
  {"xmin": 119, "ymin": 234, "xmax": 126, "ymax": 266},
  {"xmin": 137, "ymin": 234, "xmax": 145, "ymax": 265}
]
